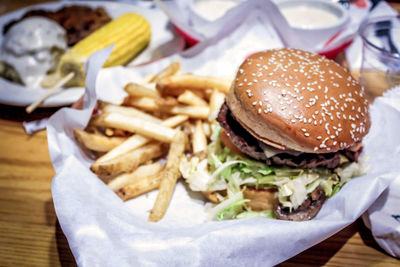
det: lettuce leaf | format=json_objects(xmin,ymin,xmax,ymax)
[
  {"xmin": 181, "ymin": 124, "xmax": 368, "ymax": 220},
  {"xmin": 216, "ymin": 195, "xmax": 248, "ymax": 220},
  {"xmin": 206, "ymin": 172, "xmax": 249, "ymax": 220}
]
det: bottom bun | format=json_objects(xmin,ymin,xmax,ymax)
[
  {"xmin": 243, "ymin": 187, "xmax": 277, "ymax": 211},
  {"xmin": 202, "ymin": 186, "xmax": 325, "ymax": 221},
  {"xmin": 202, "ymin": 187, "xmax": 277, "ymax": 211}
]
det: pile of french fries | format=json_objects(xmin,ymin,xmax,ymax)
[{"xmin": 74, "ymin": 62, "xmax": 229, "ymax": 222}]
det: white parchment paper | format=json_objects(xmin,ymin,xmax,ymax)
[
  {"xmin": 362, "ymin": 87, "xmax": 400, "ymax": 258},
  {"xmin": 48, "ymin": 22, "xmax": 400, "ymax": 267},
  {"xmin": 155, "ymin": 0, "xmax": 307, "ymax": 49},
  {"xmin": 156, "ymin": 0, "xmax": 381, "ymax": 53}
]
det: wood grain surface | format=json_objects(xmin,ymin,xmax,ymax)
[
  {"xmin": 1, "ymin": 110, "xmax": 399, "ymax": 267},
  {"xmin": 0, "ymin": 1, "xmax": 399, "ymax": 267},
  {"xmin": 0, "ymin": 116, "xmax": 76, "ymax": 266}
]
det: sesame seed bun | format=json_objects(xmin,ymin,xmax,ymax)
[{"xmin": 226, "ymin": 48, "xmax": 370, "ymax": 154}]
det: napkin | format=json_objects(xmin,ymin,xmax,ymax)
[
  {"xmin": 333, "ymin": 1, "xmax": 400, "ymax": 258},
  {"xmin": 362, "ymin": 87, "xmax": 400, "ymax": 259},
  {"xmin": 48, "ymin": 16, "xmax": 400, "ymax": 267},
  {"xmin": 23, "ymin": 118, "xmax": 48, "ymax": 135}
]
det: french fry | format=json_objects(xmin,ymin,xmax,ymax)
[
  {"xmin": 97, "ymin": 115, "xmax": 189, "ymax": 163},
  {"xmin": 90, "ymin": 142, "xmax": 164, "ymax": 176},
  {"xmin": 101, "ymin": 113, "xmax": 177, "ymax": 143},
  {"xmin": 177, "ymin": 90, "xmax": 208, "ymax": 106},
  {"xmin": 102, "ymin": 128, "xmax": 127, "ymax": 137},
  {"xmin": 123, "ymin": 96, "xmax": 159, "ymax": 112},
  {"xmin": 142, "ymin": 73, "xmax": 156, "ymax": 84},
  {"xmin": 191, "ymin": 90, "xmax": 206, "ymax": 99},
  {"xmin": 124, "ymin": 82, "xmax": 160, "ymax": 98},
  {"xmin": 156, "ymin": 74, "xmax": 231, "ymax": 96},
  {"xmin": 180, "ymin": 122, "xmax": 193, "ymax": 151},
  {"xmin": 154, "ymin": 96, "xmax": 179, "ymax": 108},
  {"xmin": 209, "ymin": 89, "xmax": 226, "ymax": 121},
  {"xmin": 203, "ymin": 121, "xmax": 211, "ymax": 137},
  {"xmin": 108, "ymin": 162, "xmax": 163, "ymax": 191},
  {"xmin": 101, "ymin": 103, "xmax": 162, "ymax": 123},
  {"xmin": 114, "ymin": 128, "xmax": 129, "ymax": 137},
  {"xmin": 148, "ymin": 131, "xmax": 187, "ymax": 222},
  {"xmin": 104, "ymin": 128, "xmax": 114, "ymax": 136},
  {"xmin": 202, "ymin": 191, "xmax": 220, "ymax": 204},
  {"xmin": 192, "ymin": 120, "xmax": 207, "ymax": 153},
  {"xmin": 117, "ymin": 172, "xmax": 162, "ymax": 201},
  {"xmin": 150, "ymin": 61, "xmax": 181, "ymax": 83},
  {"xmin": 204, "ymin": 88, "xmax": 214, "ymax": 100},
  {"xmin": 73, "ymin": 129, "xmax": 125, "ymax": 152},
  {"xmin": 97, "ymin": 135, "xmax": 149, "ymax": 163},
  {"xmin": 86, "ymin": 125, "xmax": 103, "ymax": 135},
  {"xmin": 73, "ymin": 62, "xmax": 235, "ymax": 222},
  {"xmin": 168, "ymin": 105, "xmax": 210, "ymax": 119}
]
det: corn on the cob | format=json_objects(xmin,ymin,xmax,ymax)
[{"xmin": 52, "ymin": 13, "xmax": 151, "ymax": 87}]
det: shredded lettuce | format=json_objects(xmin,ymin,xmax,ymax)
[
  {"xmin": 216, "ymin": 194, "xmax": 248, "ymax": 220},
  {"xmin": 335, "ymin": 160, "xmax": 369, "ymax": 181},
  {"xmin": 206, "ymin": 173, "xmax": 249, "ymax": 220},
  {"xmin": 180, "ymin": 124, "xmax": 368, "ymax": 220},
  {"xmin": 180, "ymin": 156, "xmax": 211, "ymax": 191},
  {"xmin": 331, "ymin": 179, "xmax": 350, "ymax": 196}
]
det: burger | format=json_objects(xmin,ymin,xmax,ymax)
[{"xmin": 180, "ymin": 48, "xmax": 370, "ymax": 221}]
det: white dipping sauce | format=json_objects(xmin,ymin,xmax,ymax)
[
  {"xmin": 281, "ymin": 6, "xmax": 339, "ymax": 28},
  {"xmin": 0, "ymin": 17, "xmax": 67, "ymax": 87},
  {"xmin": 194, "ymin": 0, "xmax": 241, "ymax": 21}
]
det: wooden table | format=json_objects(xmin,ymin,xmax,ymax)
[{"xmin": 0, "ymin": 1, "xmax": 399, "ymax": 266}]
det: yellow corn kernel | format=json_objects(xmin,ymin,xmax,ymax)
[{"xmin": 60, "ymin": 13, "xmax": 151, "ymax": 86}]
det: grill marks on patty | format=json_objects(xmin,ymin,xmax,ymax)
[{"xmin": 217, "ymin": 103, "xmax": 362, "ymax": 169}]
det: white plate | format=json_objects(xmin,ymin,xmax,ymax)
[{"xmin": 0, "ymin": 1, "xmax": 184, "ymax": 107}]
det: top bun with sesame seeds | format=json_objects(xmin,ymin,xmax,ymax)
[{"xmin": 226, "ymin": 48, "xmax": 370, "ymax": 154}]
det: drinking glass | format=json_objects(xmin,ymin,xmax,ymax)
[{"xmin": 359, "ymin": 16, "xmax": 400, "ymax": 100}]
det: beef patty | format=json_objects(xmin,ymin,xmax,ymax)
[
  {"xmin": 275, "ymin": 187, "xmax": 326, "ymax": 221},
  {"xmin": 217, "ymin": 102, "xmax": 362, "ymax": 169}
]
